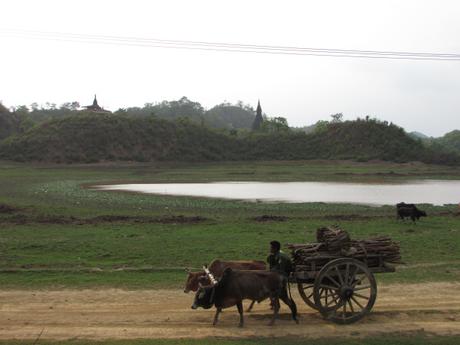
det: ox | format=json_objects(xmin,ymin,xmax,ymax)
[
  {"xmin": 396, "ymin": 202, "xmax": 427, "ymax": 222},
  {"xmin": 191, "ymin": 266, "xmax": 298, "ymax": 327},
  {"xmin": 184, "ymin": 259, "xmax": 266, "ymax": 312}
]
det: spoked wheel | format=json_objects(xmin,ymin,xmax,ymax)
[
  {"xmin": 297, "ymin": 282, "xmax": 317, "ymax": 309},
  {"xmin": 298, "ymin": 282, "xmax": 338, "ymax": 311},
  {"xmin": 313, "ymin": 258, "xmax": 377, "ymax": 324}
]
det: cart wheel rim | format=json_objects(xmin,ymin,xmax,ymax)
[
  {"xmin": 313, "ymin": 258, "xmax": 377, "ymax": 324},
  {"xmin": 297, "ymin": 283, "xmax": 318, "ymax": 310}
]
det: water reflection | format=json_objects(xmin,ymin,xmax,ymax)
[{"xmin": 97, "ymin": 180, "xmax": 460, "ymax": 206}]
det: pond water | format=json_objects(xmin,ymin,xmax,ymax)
[{"xmin": 96, "ymin": 180, "xmax": 460, "ymax": 206}]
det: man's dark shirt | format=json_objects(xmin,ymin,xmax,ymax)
[{"xmin": 267, "ymin": 250, "xmax": 293, "ymax": 276}]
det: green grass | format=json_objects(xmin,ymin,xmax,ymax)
[
  {"xmin": 0, "ymin": 160, "xmax": 459, "ymax": 288},
  {"xmin": 1, "ymin": 218, "xmax": 459, "ymax": 288},
  {"xmin": 1, "ymin": 160, "xmax": 460, "ymax": 219},
  {"xmin": 1, "ymin": 335, "xmax": 460, "ymax": 345}
]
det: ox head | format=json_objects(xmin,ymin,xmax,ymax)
[
  {"xmin": 191, "ymin": 265, "xmax": 218, "ymax": 310},
  {"xmin": 418, "ymin": 210, "xmax": 427, "ymax": 218},
  {"xmin": 184, "ymin": 268, "xmax": 207, "ymax": 293}
]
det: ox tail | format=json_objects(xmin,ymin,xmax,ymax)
[
  {"xmin": 288, "ymin": 279, "xmax": 293, "ymax": 302},
  {"xmin": 278, "ymin": 275, "xmax": 294, "ymax": 305}
]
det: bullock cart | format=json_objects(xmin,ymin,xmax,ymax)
[{"xmin": 288, "ymin": 227, "xmax": 399, "ymax": 324}]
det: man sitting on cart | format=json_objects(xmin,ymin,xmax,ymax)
[{"xmin": 267, "ymin": 240, "xmax": 293, "ymax": 277}]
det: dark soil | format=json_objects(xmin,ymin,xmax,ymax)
[
  {"xmin": 252, "ymin": 215, "xmax": 289, "ymax": 222},
  {"xmin": 0, "ymin": 214, "xmax": 208, "ymax": 225},
  {"xmin": 0, "ymin": 204, "xmax": 17, "ymax": 214}
]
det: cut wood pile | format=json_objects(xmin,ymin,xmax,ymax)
[{"xmin": 287, "ymin": 226, "xmax": 401, "ymax": 271}]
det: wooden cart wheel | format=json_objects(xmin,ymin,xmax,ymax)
[
  {"xmin": 313, "ymin": 258, "xmax": 377, "ymax": 324},
  {"xmin": 298, "ymin": 282, "xmax": 338, "ymax": 311},
  {"xmin": 297, "ymin": 282, "xmax": 317, "ymax": 309}
]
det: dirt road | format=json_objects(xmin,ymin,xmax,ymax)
[{"xmin": 1, "ymin": 282, "xmax": 459, "ymax": 340}]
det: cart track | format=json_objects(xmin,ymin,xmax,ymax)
[{"xmin": 1, "ymin": 282, "xmax": 459, "ymax": 340}]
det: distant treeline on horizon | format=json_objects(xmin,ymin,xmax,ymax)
[{"xmin": 0, "ymin": 97, "xmax": 459, "ymax": 165}]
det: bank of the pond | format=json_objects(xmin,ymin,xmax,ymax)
[{"xmin": 0, "ymin": 161, "xmax": 459, "ymax": 289}]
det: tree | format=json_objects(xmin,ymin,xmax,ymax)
[
  {"xmin": 260, "ymin": 116, "xmax": 289, "ymax": 133},
  {"xmin": 14, "ymin": 105, "xmax": 30, "ymax": 116},
  {"xmin": 314, "ymin": 120, "xmax": 329, "ymax": 133},
  {"xmin": 60, "ymin": 102, "xmax": 80, "ymax": 111},
  {"xmin": 330, "ymin": 113, "xmax": 343, "ymax": 123}
]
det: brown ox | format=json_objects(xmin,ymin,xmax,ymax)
[
  {"xmin": 184, "ymin": 259, "xmax": 266, "ymax": 311},
  {"xmin": 191, "ymin": 267, "xmax": 298, "ymax": 327}
]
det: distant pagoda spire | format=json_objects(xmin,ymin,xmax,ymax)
[
  {"xmin": 83, "ymin": 94, "xmax": 110, "ymax": 113},
  {"xmin": 252, "ymin": 99, "xmax": 264, "ymax": 130}
]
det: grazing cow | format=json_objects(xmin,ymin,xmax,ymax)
[
  {"xmin": 396, "ymin": 202, "xmax": 416, "ymax": 209},
  {"xmin": 396, "ymin": 202, "xmax": 427, "ymax": 222},
  {"xmin": 191, "ymin": 267, "xmax": 298, "ymax": 327},
  {"xmin": 396, "ymin": 202, "xmax": 422, "ymax": 210},
  {"xmin": 184, "ymin": 259, "xmax": 267, "ymax": 312}
]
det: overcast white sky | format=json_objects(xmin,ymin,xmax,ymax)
[{"xmin": 1, "ymin": 0, "xmax": 459, "ymax": 137}]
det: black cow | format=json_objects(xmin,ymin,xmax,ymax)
[
  {"xmin": 191, "ymin": 267, "xmax": 298, "ymax": 327},
  {"xmin": 396, "ymin": 202, "xmax": 416, "ymax": 209},
  {"xmin": 396, "ymin": 202, "xmax": 427, "ymax": 222}
]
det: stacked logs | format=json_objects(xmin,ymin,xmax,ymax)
[
  {"xmin": 287, "ymin": 226, "xmax": 401, "ymax": 271},
  {"xmin": 316, "ymin": 227, "xmax": 350, "ymax": 252}
]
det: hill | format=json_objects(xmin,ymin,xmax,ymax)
[
  {"xmin": 245, "ymin": 119, "xmax": 458, "ymax": 164},
  {"xmin": 409, "ymin": 131, "xmax": 430, "ymax": 140},
  {"xmin": 118, "ymin": 98, "xmax": 255, "ymax": 129},
  {"xmin": 0, "ymin": 98, "xmax": 255, "ymax": 145},
  {"xmin": 203, "ymin": 105, "xmax": 254, "ymax": 129},
  {"xmin": 434, "ymin": 130, "xmax": 460, "ymax": 155},
  {"xmin": 0, "ymin": 113, "xmax": 240, "ymax": 163},
  {"xmin": 0, "ymin": 103, "xmax": 22, "ymax": 141},
  {"xmin": 0, "ymin": 114, "xmax": 458, "ymax": 164}
]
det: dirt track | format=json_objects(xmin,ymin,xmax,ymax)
[{"xmin": 1, "ymin": 282, "xmax": 460, "ymax": 340}]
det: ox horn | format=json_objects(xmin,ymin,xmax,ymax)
[{"xmin": 203, "ymin": 265, "xmax": 218, "ymax": 286}]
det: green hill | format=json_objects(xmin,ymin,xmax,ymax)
[
  {"xmin": 0, "ymin": 114, "xmax": 458, "ymax": 165},
  {"xmin": 118, "ymin": 98, "xmax": 255, "ymax": 129},
  {"xmin": 0, "ymin": 98, "xmax": 255, "ymax": 142},
  {"xmin": 0, "ymin": 113, "xmax": 239, "ymax": 163},
  {"xmin": 434, "ymin": 130, "xmax": 460, "ymax": 155},
  {"xmin": 0, "ymin": 103, "xmax": 22, "ymax": 141},
  {"xmin": 409, "ymin": 131, "xmax": 430, "ymax": 140},
  {"xmin": 203, "ymin": 105, "xmax": 254, "ymax": 129},
  {"xmin": 244, "ymin": 119, "xmax": 458, "ymax": 164}
]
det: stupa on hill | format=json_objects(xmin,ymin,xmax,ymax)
[{"xmin": 83, "ymin": 95, "xmax": 110, "ymax": 113}]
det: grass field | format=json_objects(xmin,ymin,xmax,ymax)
[
  {"xmin": 1, "ymin": 335, "xmax": 460, "ymax": 345},
  {"xmin": 0, "ymin": 160, "xmax": 459, "ymax": 288}
]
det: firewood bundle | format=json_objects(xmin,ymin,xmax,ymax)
[
  {"xmin": 287, "ymin": 227, "xmax": 401, "ymax": 271},
  {"xmin": 347, "ymin": 236, "xmax": 401, "ymax": 264},
  {"xmin": 316, "ymin": 227, "xmax": 351, "ymax": 251}
]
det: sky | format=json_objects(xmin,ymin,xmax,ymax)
[{"xmin": 1, "ymin": 0, "xmax": 459, "ymax": 137}]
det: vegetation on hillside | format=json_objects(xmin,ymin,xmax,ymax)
[
  {"xmin": 203, "ymin": 103, "xmax": 255, "ymax": 129},
  {"xmin": 407, "ymin": 130, "xmax": 460, "ymax": 156},
  {"xmin": 0, "ymin": 112, "xmax": 458, "ymax": 164},
  {"xmin": 0, "ymin": 113, "xmax": 242, "ymax": 163},
  {"xmin": 0, "ymin": 102, "xmax": 23, "ymax": 140},
  {"xmin": 1, "ymin": 97, "xmax": 257, "ymax": 133},
  {"xmin": 434, "ymin": 130, "xmax": 460, "ymax": 155},
  {"xmin": 1, "ymin": 99, "xmax": 459, "ymax": 164}
]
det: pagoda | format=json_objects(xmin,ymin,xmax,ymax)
[
  {"xmin": 83, "ymin": 95, "xmax": 110, "ymax": 113},
  {"xmin": 251, "ymin": 100, "xmax": 264, "ymax": 130}
]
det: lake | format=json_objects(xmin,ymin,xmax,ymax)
[{"xmin": 96, "ymin": 180, "xmax": 460, "ymax": 206}]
